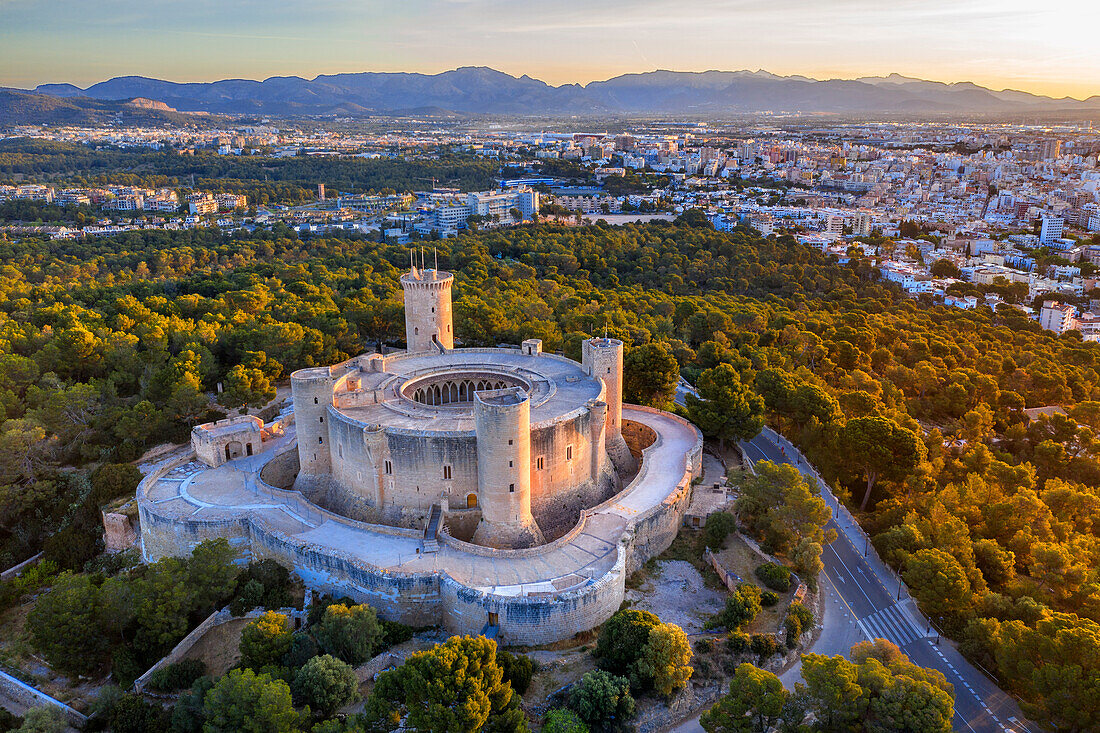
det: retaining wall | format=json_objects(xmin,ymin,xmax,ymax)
[
  {"xmin": 0, "ymin": 670, "xmax": 86, "ymax": 727},
  {"xmin": 137, "ymin": 406, "xmax": 702, "ymax": 645}
]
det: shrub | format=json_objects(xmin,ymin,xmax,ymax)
[
  {"xmin": 292, "ymin": 654, "xmax": 360, "ymax": 716},
  {"xmin": 754, "ymin": 563, "xmax": 792, "ymax": 592},
  {"xmin": 239, "ymin": 611, "xmax": 293, "ymax": 670},
  {"xmin": 695, "ymin": 638, "xmax": 714, "ymax": 653},
  {"xmin": 282, "ymin": 631, "xmax": 320, "ymax": 669},
  {"xmin": 313, "ymin": 603, "xmax": 383, "ymax": 666},
  {"xmin": 784, "ymin": 615, "xmax": 803, "ymax": 648},
  {"xmin": 761, "ymin": 591, "xmax": 780, "ymax": 607},
  {"xmin": 705, "ymin": 583, "xmax": 762, "ymax": 631},
  {"xmin": 788, "ymin": 602, "xmax": 814, "ymax": 629},
  {"xmin": 202, "ymin": 669, "xmax": 299, "ymax": 733},
  {"xmin": 569, "ymin": 670, "xmax": 635, "ymax": 733},
  {"xmin": 231, "ymin": 559, "xmax": 293, "ymax": 614},
  {"xmin": 229, "ymin": 579, "xmax": 265, "ymax": 617},
  {"xmin": 543, "ymin": 708, "xmax": 588, "ymax": 733},
  {"xmin": 13, "ymin": 707, "xmax": 64, "ymax": 733},
  {"xmin": 379, "ymin": 618, "xmax": 415, "ymax": 649},
  {"xmin": 148, "ymin": 659, "xmax": 207, "ymax": 691},
  {"xmin": 111, "ymin": 645, "xmax": 144, "ymax": 689},
  {"xmin": 595, "ymin": 609, "xmax": 660, "ymax": 678},
  {"xmin": 726, "ymin": 631, "xmax": 750, "ymax": 653},
  {"xmin": 109, "ymin": 693, "xmax": 169, "ymax": 733},
  {"xmin": 703, "ymin": 512, "xmax": 737, "ymax": 550},
  {"xmin": 497, "ymin": 649, "xmax": 536, "ymax": 695},
  {"xmin": 169, "ymin": 676, "xmax": 214, "ymax": 733},
  {"xmin": 750, "ymin": 634, "xmax": 781, "ymax": 661}
]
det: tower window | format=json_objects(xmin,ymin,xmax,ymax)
[
  {"xmin": 431, "ymin": 307, "xmax": 435, "ymax": 313},
  {"xmin": 318, "ymin": 436, "xmax": 323, "ymax": 444},
  {"xmin": 567, "ymin": 445, "xmax": 573, "ymax": 461},
  {"xmin": 385, "ymin": 460, "xmax": 392, "ymax": 474},
  {"xmin": 319, "ymin": 416, "xmax": 324, "ymax": 423},
  {"xmin": 607, "ymin": 367, "xmax": 611, "ymax": 374},
  {"xmin": 537, "ymin": 456, "xmax": 544, "ymax": 471},
  {"xmin": 508, "ymin": 439, "xmax": 513, "ymax": 446},
  {"xmin": 509, "ymin": 460, "xmax": 513, "ymax": 467},
  {"xmin": 314, "ymin": 397, "xmax": 319, "ymax": 404},
  {"xmin": 509, "ymin": 483, "xmax": 515, "ymax": 493},
  {"xmin": 443, "ymin": 465, "xmax": 452, "ymax": 480}
]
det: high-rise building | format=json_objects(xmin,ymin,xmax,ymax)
[
  {"xmin": 1040, "ymin": 139, "xmax": 1062, "ymax": 160},
  {"xmin": 1040, "ymin": 215, "xmax": 1064, "ymax": 246},
  {"xmin": 854, "ymin": 212, "xmax": 873, "ymax": 237},
  {"xmin": 1039, "ymin": 301, "xmax": 1077, "ymax": 334},
  {"xmin": 317, "ymin": 183, "xmax": 326, "ymax": 201}
]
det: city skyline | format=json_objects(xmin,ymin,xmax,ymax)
[{"xmin": 2, "ymin": 0, "xmax": 1100, "ymax": 99}]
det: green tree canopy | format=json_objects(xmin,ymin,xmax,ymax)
[
  {"xmin": 686, "ymin": 364, "xmax": 765, "ymax": 449},
  {"xmin": 701, "ymin": 662, "xmax": 788, "ymax": 733},
  {"xmin": 202, "ymin": 668, "xmax": 301, "ymax": 733}
]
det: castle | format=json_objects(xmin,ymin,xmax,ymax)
[
  {"xmin": 142, "ymin": 261, "xmax": 702, "ymax": 644},
  {"xmin": 289, "ymin": 263, "xmax": 637, "ymax": 548}
]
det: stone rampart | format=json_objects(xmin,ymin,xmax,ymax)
[
  {"xmin": 134, "ymin": 606, "xmax": 306, "ymax": 692},
  {"xmin": 440, "ymin": 548, "xmax": 627, "ymax": 645},
  {"xmin": 138, "ymin": 405, "xmax": 702, "ymax": 645},
  {"xmin": 0, "ymin": 669, "xmax": 87, "ymax": 727}
]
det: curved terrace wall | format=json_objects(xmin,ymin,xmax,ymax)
[{"xmin": 136, "ymin": 404, "xmax": 702, "ymax": 645}]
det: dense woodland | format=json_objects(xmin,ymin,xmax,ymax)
[
  {"xmin": 0, "ymin": 139, "xmax": 499, "ymax": 202},
  {"xmin": 1, "ymin": 216, "xmax": 1099, "ymax": 728}
]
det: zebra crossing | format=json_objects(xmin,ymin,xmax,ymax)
[{"xmin": 858, "ymin": 603, "xmax": 925, "ymax": 647}]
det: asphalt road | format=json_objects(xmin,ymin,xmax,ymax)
[{"xmin": 738, "ymin": 432, "xmax": 1034, "ymax": 733}]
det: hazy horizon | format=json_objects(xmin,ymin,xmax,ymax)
[
  {"xmin": 2, "ymin": 0, "xmax": 1099, "ymax": 99},
  {"xmin": 14, "ymin": 66, "xmax": 1100, "ymax": 102}
]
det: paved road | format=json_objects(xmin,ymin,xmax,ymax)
[
  {"xmin": 673, "ymin": 382, "xmax": 1033, "ymax": 733},
  {"xmin": 739, "ymin": 432, "xmax": 1033, "ymax": 733}
]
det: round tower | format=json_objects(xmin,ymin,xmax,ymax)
[
  {"xmin": 472, "ymin": 387, "xmax": 545, "ymax": 549},
  {"xmin": 582, "ymin": 337, "xmax": 624, "ymax": 436},
  {"xmin": 582, "ymin": 337, "xmax": 636, "ymax": 475},
  {"xmin": 401, "ymin": 267, "xmax": 454, "ymax": 353},
  {"xmin": 291, "ymin": 367, "xmax": 334, "ymax": 486}
]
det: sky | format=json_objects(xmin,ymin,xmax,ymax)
[{"xmin": 2, "ymin": 0, "xmax": 1100, "ymax": 98}]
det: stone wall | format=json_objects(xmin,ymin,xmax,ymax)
[
  {"xmin": 440, "ymin": 549, "xmax": 627, "ymax": 645},
  {"xmin": 138, "ymin": 405, "xmax": 703, "ymax": 647},
  {"xmin": 621, "ymin": 418, "xmax": 657, "ymax": 458},
  {"xmin": 134, "ymin": 606, "xmax": 306, "ymax": 692},
  {"xmin": 102, "ymin": 510, "xmax": 137, "ymax": 552},
  {"xmin": 259, "ymin": 446, "xmax": 300, "ymax": 490},
  {"xmin": 0, "ymin": 552, "xmax": 42, "ymax": 582},
  {"xmin": 323, "ymin": 400, "xmax": 616, "ymax": 539},
  {"xmin": 0, "ymin": 670, "xmax": 86, "ymax": 727}
]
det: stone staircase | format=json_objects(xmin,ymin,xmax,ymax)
[{"xmin": 422, "ymin": 504, "xmax": 442, "ymax": 553}]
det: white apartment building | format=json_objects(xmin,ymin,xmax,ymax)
[
  {"xmin": 466, "ymin": 188, "xmax": 539, "ymax": 220},
  {"xmin": 1040, "ymin": 215, "xmax": 1064, "ymax": 246},
  {"xmin": 1039, "ymin": 300, "xmax": 1077, "ymax": 334}
]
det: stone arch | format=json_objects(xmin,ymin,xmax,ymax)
[{"xmin": 224, "ymin": 441, "xmax": 243, "ymax": 461}]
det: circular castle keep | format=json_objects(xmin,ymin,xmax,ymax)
[{"xmin": 139, "ymin": 263, "xmax": 703, "ymax": 644}]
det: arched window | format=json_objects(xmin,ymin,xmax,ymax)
[{"xmin": 414, "ymin": 327, "xmax": 419, "ymax": 335}]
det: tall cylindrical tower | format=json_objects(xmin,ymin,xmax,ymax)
[
  {"xmin": 291, "ymin": 367, "xmax": 334, "ymax": 489},
  {"xmin": 401, "ymin": 267, "xmax": 454, "ymax": 353},
  {"xmin": 582, "ymin": 337, "xmax": 636, "ymax": 475},
  {"xmin": 472, "ymin": 388, "xmax": 545, "ymax": 549},
  {"xmin": 582, "ymin": 337, "xmax": 624, "ymax": 436}
]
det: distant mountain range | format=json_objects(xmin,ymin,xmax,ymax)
[{"xmin": 8, "ymin": 67, "xmax": 1100, "ymax": 120}]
